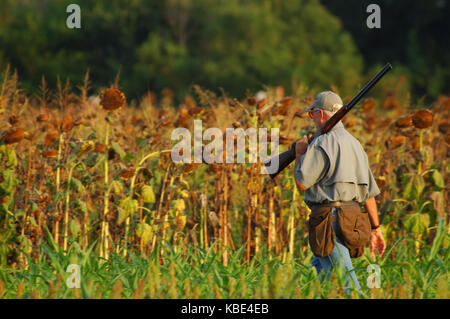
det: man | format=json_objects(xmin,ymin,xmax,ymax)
[{"xmin": 294, "ymin": 91, "xmax": 386, "ymax": 294}]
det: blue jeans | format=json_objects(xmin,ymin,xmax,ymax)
[{"xmin": 311, "ymin": 207, "xmax": 362, "ymax": 295}]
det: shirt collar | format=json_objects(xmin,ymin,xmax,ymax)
[{"xmin": 328, "ymin": 121, "xmax": 345, "ymax": 132}]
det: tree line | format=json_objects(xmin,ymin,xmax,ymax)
[{"xmin": 0, "ymin": 0, "xmax": 447, "ymax": 102}]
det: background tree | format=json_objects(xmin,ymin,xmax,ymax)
[
  {"xmin": 0, "ymin": 0, "xmax": 447, "ymax": 102},
  {"xmin": 322, "ymin": 0, "xmax": 450, "ymax": 100}
]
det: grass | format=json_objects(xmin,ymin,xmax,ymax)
[{"xmin": 0, "ymin": 226, "xmax": 448, "ymax": 299}]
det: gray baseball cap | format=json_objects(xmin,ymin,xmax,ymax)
[{"xmin": 305, "ymin": 91, "xmax": 343, "ymax": 112}]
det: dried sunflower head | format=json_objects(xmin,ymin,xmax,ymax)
[
  {"xmin": 395, "ymin": 115, "xmax": 412, "ymax": 128},
  {"xmin": 362, "ymin": 98, "xmax": 376, "ymax": 113},
  {"xmin": 37, "ymin": 114, "xmax": 50, "ymax": 122},
  {"xmin": 8, "ymin": 115, "xmax": 22, "ymax": 126},
  {"xmin": 100, "ymin": 88, "xmax": 126, "ymax": 111},
  {"xmin": 44, "ymin": 150, "xmax": 58, "ymax": 158},
  {"xmin": 256, "ymin": 98, "xmax": 267, "ymax": 109},
  {"xmin": 386, "ymin": 136, "xmax": 406, "ymax": 149},
  {"xmin": 183, "ymin": 163, "xmax": 200, "ymax": 174},
  {"xmin": 120, "ymin": 168, "xmax": 135, "ymax": 179},
  {"xmin": 2, "ymin": 128, "xmax": 25, "ymax": 144},
  {"xmin": 247, "ymin": 97, "xmax": 256, "ymax": 106},
  {"xmin": 438, "ymin": 121, "xmax": 449, "ymax": 135},
  {"xmin": 412, "ymin": 109, "xmax": 433, "ymax": 129},
  {"xmin": 45, "ymin": 131, "xmax": 58, "ymax": 145},
  {"xmin": 131, "ymin": 115, "xmax": 144, "ymax": 125},
  {"xmin": 275, "ymin": 96, "xmax": 292, "ymax": 115},
  {"xmin": 94, "ymin": 143, "xmax": 105, "ymax": 153},
  {"xmin": 60, "ymin": 115, "xmax": 73, "ymax": 132}
]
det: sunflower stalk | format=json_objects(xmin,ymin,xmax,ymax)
[
  {"xmin": 417, "ymin": 129, "xmax": 424, "ymax": 175},
  {"xmin": 151, "ymin": 162, "xmax": 173, "ymax": 253},
  {"xmin": 101, "ymin": 119, "xmax": 110, "ymax": 260},
  {"xmin": 54, "ymin": 132, "xmax": 64, "ymax": 248},
  {"xmin": 123, "ymin": 150, "xmax": 170, "ymax": 257},
  {"xmin": 63, "ymin": 160, "xmax": 81, "ymax": 252}
]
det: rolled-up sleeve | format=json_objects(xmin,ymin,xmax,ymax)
[
  {"xmin": 295, "ymin": 146, "xmax": 329, "ymax": 189},
  {"xmin": 367, "ymin": 169, "xmax": 381, "ymax": 198}
]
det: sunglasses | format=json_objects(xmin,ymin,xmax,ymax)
[{"xmin": 308, "ymin": 108, "xmax": 322, "ymax": 119}]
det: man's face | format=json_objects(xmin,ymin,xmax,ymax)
[{"xmin": 308, "ymin": 108, "xmax": 325, "ymax": 129}]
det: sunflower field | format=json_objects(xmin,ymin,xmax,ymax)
[{"xmin": 0, "ymin": 67, "xmax": 448, "ymax": 299}]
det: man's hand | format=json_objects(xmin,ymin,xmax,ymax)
[
  {"xmin": 294, "ymin": 137, "xmax": 309, "ymax": 191},
  {"xmin": 370, "ymin": 228, "xmax": 386, "ymax": 256},
  {"xmin": 295, "ymin": 136, "xmax": 309, "ymax": 157}
]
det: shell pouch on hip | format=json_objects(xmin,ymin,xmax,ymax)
[
  {"xmin": 308, "ymin": 206, "xmax": 335, "ymax": 257},
  {"xmin": 335, "ymin": 205, "xmax": 371, "ymax": 258}
]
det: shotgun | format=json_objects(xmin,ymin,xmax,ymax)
[{"xmin": 264, "ymin": 63, "xmax": 392, "ymax": 179}]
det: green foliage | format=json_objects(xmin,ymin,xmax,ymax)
[
  {"xmin": 0, "ymin": 238, "xmax": 447, "ymax": 298},
  {"xmin": 0, "ymin": 169, "xmax": 19, "ymax": 195},
  {"xmin": 72, "ymin": 199, "xmax": 88, "ymax": 215},
  {"xmin": 403, "ymin": 213, "xmax": 429, "ymax": 237},
  {"xmin": 141, "ymin": 185, "xmax": 155, "ymax": 204},
  {"xmin": 431, "ymin": 170, "xmax": 444, "ymax": 189},
  {"xmin": 110, "ymin": 180, "xmax": 124, "ymax": 195},
  {"xmin": 69, "ymin": 219, "xmax": 81, "ymax": 238},
  {"xmin": 428, "ymin": 218, "xmax": 446, "ymax": 263},
  {"xmin": 136, "ymin": 222, "xmax": 153, "ymax": 245},
  {"xmin": 0, "ymin": 0, "xmax": 362, "ymax": 98},
  {"xmin": 117, "ymin": 197, "xmax": 138, "ymax": 225},
  {"xmin": 110, "ymin": 142, "xmax": 126, "ymax": 160}
]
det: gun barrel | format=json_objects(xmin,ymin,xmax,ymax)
[
  {"xmin": 264, "ymin": 63, "xmax": 392, "ymax": 180},
  {"xmin": 346, "ymin": 63, "xmax": 392, "ymax": 112}
]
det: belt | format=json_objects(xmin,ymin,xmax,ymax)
[{"xmin": 310, "ymin": 201, "xmax": 360, "ymax": 209}]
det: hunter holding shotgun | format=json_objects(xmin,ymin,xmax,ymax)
[{"xmin": 294, "ymin": 91, "xmax": 386, "ymax": 294}]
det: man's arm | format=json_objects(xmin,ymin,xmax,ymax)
[
  {"xmin": 295, "ymin": 156, "xmax": 307, "ymax": 191},
  {"xmin": 365, "ymin": 197, "xmax": 386, "ymax": 256},
  {"xmin": 365, "ymin": 197, "xmax": 380, "ymax": 227},
  {"xmin": 294, "ymin": 137, "xmax": 329, "ymax": 192}
]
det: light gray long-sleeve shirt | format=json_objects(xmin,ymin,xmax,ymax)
[{"xmin": 295, "ymin": 122, "xmax": 380, "ymax": 208}]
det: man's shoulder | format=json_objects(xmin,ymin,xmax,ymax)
[
  {"xmin": 312, "ymin": 127, "xmax": 346, "ymax": 147},
  {"xmin": 313, "ymin": 127, "xmax": 366, "ymax": 155}
]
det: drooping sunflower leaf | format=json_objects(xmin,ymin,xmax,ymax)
[
  {"xmin": 111, "ymin": 141, "xmax": 126, "ymax": 159},
  {"xmin": 141, "ymin": 185, "xmax": 155, "ymax": 204},
  {"xmin": 432, "ymin": 170, "xmax": 444, "ymax": 189},
  {"xmin": 117, "ymin": 197, "xmax": 138, "ymax": 225},
  {"xmin": 136, "ymin": 222, "xmax": 153, "ymax": 245}
]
